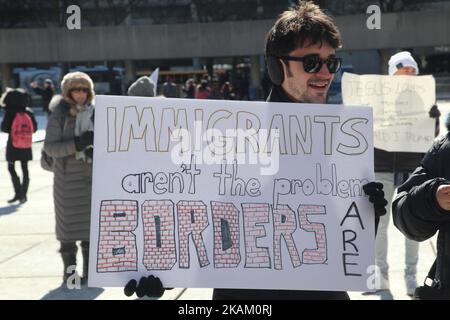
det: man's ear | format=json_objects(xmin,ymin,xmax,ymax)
[
  {"xmin": 266, "ymin": 56, "xmax": 284, "ymax": 86},
  {"xmin": 280, "ymin": 59, "xmax": 292, "ymax": 78}
]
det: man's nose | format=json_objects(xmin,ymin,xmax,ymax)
[{"xmin": 317, "ymin": 63, "xmax": 332, "ymax": 78}]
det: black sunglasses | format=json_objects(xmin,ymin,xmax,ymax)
[
  {"xmin": 71, "ymin": 87, "xmax": 89, "ymax": 93},
  {"xmin": 277, "ymin": 54, "xmax": 342, "ymax": 74}
]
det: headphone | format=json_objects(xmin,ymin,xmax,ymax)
[{"xmin": 266, "ymin": 54, "xmax": 284, "ymax": 86}]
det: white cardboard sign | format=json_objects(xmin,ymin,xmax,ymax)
[
  {"xmin": 89, "ymin": 96, "xmax": 375, "ymax": 292},
  {"xmin": 342, "ymin": 72, "xmax": 436, "ymax": 153}
]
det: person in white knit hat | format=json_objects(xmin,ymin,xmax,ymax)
[
  {"xmin": 374, "ymin": 51, "xmax": 440, "ymax": 297},
  {"xmin": 388, "ymin": 51, "xmax": 419, "ymax": 76}
]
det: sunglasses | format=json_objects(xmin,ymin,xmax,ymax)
[
  {"xmin": 71, "ymin": 87, "xmax": 89, "ymax": 93},
  {"xmin": 277, "ymin": 54, "xmax": 342, "ymax": 74}
]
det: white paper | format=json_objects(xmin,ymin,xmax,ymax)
[
  {"xmin": 149, "ymin": 68, "xmax": 159, "ymax": 97},
  {"xmin": 89, "ymin": 96, "xmax": 375, "ymax": 292},
  {"xmin": 342, "ymin": 72, "xmax": 436, "ymax": 152}
]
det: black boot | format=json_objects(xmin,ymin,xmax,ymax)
[
  {"xmin": 60, "ymin": 242, "xmax": 78, "ymax": 284},
  {"xmin": 20, "ymin": 176, "xmax": 29, "ymax": 204},
  {"xmin": 8, "ymin": 176, "xmax": 22, "ymax": 203},
  {"xmin": 81, "ymin": 241, "xmax": 89, "ymax": 285}
]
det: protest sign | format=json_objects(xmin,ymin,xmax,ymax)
[
  {"xmin": 342, "ymin": 72, "xmax": 436, "ymax": 152},
  {"xmin": 89, "ymin": 96, "xmax": 375, "ymax": 292}
]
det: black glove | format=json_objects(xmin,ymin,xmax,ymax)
[
  {"xmin": 74, "ymin": 131, "xmax": 94, "ymax": 151},
  {"xmin": 429, "ymin": 105, "xmax": 441, "ymax": 119},
  {"xmin": 85, "ymin": 146, "xmax": 93, "ymax": 159},
  {"xmin": 363, "ymin": 182, "xmax": 388, "ymax": 234},
  {"xmin": 124, "ymin": 275, "xmax": 166, "ymax": 298}
]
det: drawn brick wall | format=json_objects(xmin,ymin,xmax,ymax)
[
  {"xmin": 298, "ymin": 204, "xmax": 327, "ymax": 264},
  {"xmin": 142, "ymin": 200, "xmax": 177, "ymax": 270},
  {"xmin": 273, "ymin": 205, "xmax": 301, "ymax": 269},
  {"xmin": 177, "ymin": 201, "xmax": 210, "ymax": 268},
  {"xmin": 97, "ymin": 200, "xmax": 138, "ymax": 272},
  {"xmin": 211, "ymin": 201, "xmax": 240, "ymax": 268},
  {"xmin": 242, "ymin": 203, "xmax": 271, "ymax": 268}
]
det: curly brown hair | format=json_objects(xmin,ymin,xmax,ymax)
[{"xmin": 265, "ymin": 0, "xmax": 342, "ymax": 57}]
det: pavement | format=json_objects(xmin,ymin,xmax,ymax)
[{"xmin": 0, "ymin": 104, "xmax": 448, "ymax": 300}]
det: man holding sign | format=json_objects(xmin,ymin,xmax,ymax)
[{"xmin": 121, "ymin": 0, "xmax": 387, "ymax": 300}]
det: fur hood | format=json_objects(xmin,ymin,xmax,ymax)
[
  {"xmin": 61, "ymin": 72, "xmax": 95, "ymax": 105},
  {"xmin": 49, "ymin": 94, "xmax": 94, "ymax": 117},
  {"xmin": 0, "ymin": 88, "xmax": 30, "ymax": 108},
  {"xmin": 48, "ymin": 94, "xmax": 69, "ymax": 113}
]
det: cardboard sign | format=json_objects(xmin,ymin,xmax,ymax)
[
  {"xmin": 89, "ymin": 96, "xmax": 375, "ymax": 292},
  {"xmin": 342, "ymin": 72, "xmax": 436, "ymax": 152}
]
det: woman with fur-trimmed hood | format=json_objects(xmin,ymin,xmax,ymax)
[{"xmin": 44, "ymin": 71, "xmax": 95, "ymax": 285}]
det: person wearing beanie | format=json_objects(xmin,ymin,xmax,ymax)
[
  {"xmin": 43, "ymin": 71, "xmax": 96, "ymax": 287},
  {"xmin": 374, "ymin": 51, "xmax": 440, "ymax": 297},
  {"xmin": 127, "ymin": 76, "xmax": 155, "ymax": 97},
  {"xmin": 388, "ymin": 51, "xmax": 419, "ymax": 76},
  {"xmin": 0, "ymin": 88, "xmax": 38, "ymax": 204}
]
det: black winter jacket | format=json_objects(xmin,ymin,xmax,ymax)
[
  {"xmin": 392, "ymin": 124, "xmax": 450, "ymax": 288},
  {"xmin": 32, "ymin": 86, "xmax": 54, "ymax": 114},
  {"xmin": 1, "ymin": 106, "xmax": 38, "ymax": 162},
  {"xmin": 212, "ymin": 86, "xmax": 350, "ymax": 300}
]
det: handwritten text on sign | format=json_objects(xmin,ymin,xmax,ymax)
[
  {"xmin": 342, "ymin": 72, "xmax": 436, "ymax": 153},
  {"xmin": 89, "ymin": 96, "xmax": 375, "ymax": 292}
]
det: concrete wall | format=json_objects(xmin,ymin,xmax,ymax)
[
  {"xmin": 1, "ymin": 9, "xmax": 449, "ymax": 63},
  {"xmin": 339, "ymin": 50, "xmax": 382, "ymax": 74}
]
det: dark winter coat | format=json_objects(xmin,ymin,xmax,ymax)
[
  {"xmin": 392, "ymin": 119, "xmax": 450, "ymax": 288},
  {"xmin": 374, "ymin": 148, "xmax": 424, "ymax": 173},
  {"xmin": 33, "ymin": 86, "xmax": 54, "ymax": 114},
  {"xmin": 44, "ymin": 96, "xmax": 93, "ymax": 242},
  {"xmin": 1, "ymin": 106, "xmax": 38, "ymax": 162},
  {"xmin": 212, "ymin": 85, "xmax": 350, "ymax": 300}
]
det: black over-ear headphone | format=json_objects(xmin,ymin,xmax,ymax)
[{"xmin": 266, "ymin": 54, "xmax": 284, "ymax": 86}]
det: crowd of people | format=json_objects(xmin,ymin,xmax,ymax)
[
  {"xmin": 0, "ymin": 0, "xmax": 448, "ymax": 300},
  {"xmin": 161, "ymin": 73, "xmax": 243, "ymax": 100}
]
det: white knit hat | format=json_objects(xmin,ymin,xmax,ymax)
[{"xmin": 388, "ymin": 51, "xmax": 419, "ymax": 75}]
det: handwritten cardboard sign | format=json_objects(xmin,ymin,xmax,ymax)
[
  {"xmin": 342, "ymin": 72, "xmax": 436, "ymax": 153},
  {"xmin": 88, "ymin": 96, "xmax": 375, "ymax": 292}
]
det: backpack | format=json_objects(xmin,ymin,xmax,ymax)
[{"xmin": 11, "ymin": 112, "xmax": 33, "ymax": 149}]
